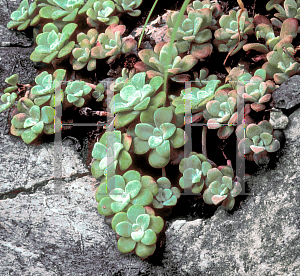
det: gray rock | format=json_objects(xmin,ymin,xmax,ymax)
[
  {"xmin": 269, "ymin": 108, "xmax": 289, "ymax": 129},
  {"xmin": 0, "ymin": 135, "xmax": 89, "ymax": 195},
  {"xmin": 272, "ymin": 75, "xmax": 300, "ymax": 109},
  {"xmin": 0, "ymin": 177, "xmax": 165, "ymax": 276}
]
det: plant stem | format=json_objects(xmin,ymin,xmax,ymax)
[
  {"xmin": 202, "ymin": 125, "xmax": 207, "ymax": 157},
  {"xmin": 162, "ymin": 166, "xmax": 166, "ymax": 177}
]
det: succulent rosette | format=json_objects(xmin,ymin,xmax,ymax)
[
  {"xmin": 133, "ymin": 107, "xmax": 187, "ymax": 168},
  {"xmin": 10, "ymin": 98, "xmax": 55, "ymax": 144},
  {"xmin": 214, "ymin": 9, "xmax": 254, "ymax": 55},
  {"xmin": 243, "ymin": 17, "xmax": 298, "ymax": 54},
  {"xmin": 0, "ymin": 93, "xmax": 17, "ymax": 113},
  {"xmin": 113, "ymin": 0, "xmax": 143, "ymax": 16},
  {"xmin": 110, "ymin": 68, "xmax": 136, "ymax": 92},
  {"xmin": 7, "ymin": 0, "xmax": 40, "ymax": 30},
  {"xmin": 91, "ymin": 130, "xmax": 132, "ymax": 179},
  {"xmin": 262, "ymin": 41, "xmax": 300, "ymax": 84},
  {"xmin": 91, "ymin": 23, "xmax": 137, "ymax": 63},
  {"xmin": 3, "ymin": 74, "xmax": 20, "ymax": 94},
  {"xmin": 85, "ymin": 0, "xmax": 119, "ymax": 27},
  {"xmin": 38, "ymin": 0, "xmax": 84, "ymax": 22},
  {"xmin": 64, "ymin": 81, "xmax": 93, "ymax": 107},
  {"xmin": 203, "ymin": 166, "xmax": 242, "ymax": 210},
  {"xmin": 95, "ymin": 170, "xmax": 158, "ymax": 216},
  {"xmin": 166, "ymin": 9, "xmax": 213, "ymax": 46},
  {"xmin": 29, "ymin": 69, "xmax": 66, "ymax": 107},
  {"xmin": 179, "ymin": 152, "xmax": 212, "ymax": 194},
  {"xmin": 236, "ymin": 69, "xmax": 276, "ymax": 112},
  {"xmin": 171, "ymin": 79, "xmax": 221, "ymax": 115},
  {"xmin": 30, "ymin": 22, "xmax": 77, "ymax": 63},
  {"xmin": 110, "ymin": 72, "xmax": 165, "ymax": 128},
  {"xmin": 236, "ymin": 120, "xmax": 281, "ymax": 157},
  {"xmin": 203, "ymin": 89, "xmax": 238, "ymax": 139},
  {"xmin": 152, "ymin": 177, "xmax": 181, "ymax": 208},
  {"xmin": 135, "ymin": 42, "xmax": 198, "ymax": 79},
  {"xmin": 92, "ymin": 83, "xmax": 105, "ymax": 102},
  {"xmin": 71, "ymin": 28, "xmax": 99, "ymax": 71},
  {"xmin": 187, "ymin": 0, "xmax": 223, "ymax": 22},
  {"xmin": 111, "ymin": 205, "xmax": 164, "ymax": 258}
]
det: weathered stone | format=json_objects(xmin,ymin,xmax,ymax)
[
  {"xmin": 272, "ymin": 75, "xmax": 300, "ymax": 109},
  {"xmin": 0, "ymin": 177, "xmax": 165, "ymax": 276},
  {"xmin": 0, "ymin": 47, "xmax": 36, "ymax": 89},
  {"xmin": 0, "ymin": 135, "xmax": 89, "ymax": 195},
  {"xmin": 269, "ymin": 108, "xmax": 289, "ymax": 129}
]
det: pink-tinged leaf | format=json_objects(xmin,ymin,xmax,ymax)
[
  {"xmin": 191, "ymin": 44, "xmax": 213, "ymax": 59},
  {"xmin": 207, "ymin": 119, "xmax": 221, "ymax": 129},
  {"xmin": 170, "ymin": 74, "xmax": 191, "ymax": 82},
  {"xmin": 251, "ymin": 103, "xmax": 265, "ymax": 112},
  {"xmin": 280, "ymin": 18, "xmax": 298, "ymax": 40},
  {"xmin": 230, "ymin": 182, "xmax": 242, "ymax": 197},
  {"xmin": 243, "ymin": 93, "xmax": 256, "ymax": 102},
  {"xmin": 167, "ymin": 68, "xmax": 181, "ymax": 74},
  {"xmin": 146, "ymin": 70, "xmax": 163, "ymax": 79},
  {"xmin": 122, "ymin": 38, "xmax": 137, "ymax": 53},
  {"xmin": 91, "ymin": 45, "xmax": 107, "ymax": 59},
  {"xmin": 259, "ymin": 94, "xmax": 272, "ymax": 103},
  {"xmin": 177, "ymin": 55, "xmax": 198, "ymax": 72},
  {"xmin": 273, "ymin": 73, "xmax": 289, "ymax": 84},
  {"xmin": 134, "ymin": 61, "xmax": 148, "ymax": 72},
  {"xmin": 243, "ymin": 43, "xmax": 269, "ymax": 54},
  {"xmin": 138, "ymin": 50, "xmax": 157, "ymax": 66},
  {"xmin": 228, "ymin": 112, "xmax": 237, "ymax": 125},
  {"xmin": 250, "ymin": 145, "xmax": 266, "ymax": 154},
  {"xmin": 154, "ymin": 42, "xmax": 166, "ymax": 55},
  {"xmin": 253, "ymin": 15, "xmax": 272, "ymax": 26},
  {"xmin": 212, "ymin": 195, "xmax": 227, "ymax": 205},
  {"xmin": 217, "ymin": 126, "xmax": 234, "ymax": 139}
]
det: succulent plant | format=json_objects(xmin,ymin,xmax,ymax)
[
  {"xmin": 92, "ymin": 83, "xmax": 106, "ymax": 101},
  {"xmin": 0, "ymin": 93, "xmax": 17, "ymax": 113},
  {"xmin": 193, "ymin": 68, "xmax": 218, "ymax": 88},
  {"xmin": 262, "ymin": 41, "xmax": 300, "ymax": 84},
  {"xmin": 71, "ymin": 29, "xmax": 99, "ymax": 71},
  {"xmin": 64, "ymin": 81, "xmax": 93, "ymax": 107},
  {"xmin": 91, "ymin": 24, "xmax": 137, "ymax": 64},
  {"xmin": 133, "ymin": 107, "xmax": 187, "ymax": 168},
  {"xmin": 29, "ymin": 69, "xmax": 66, "ymax": 107},
  {"xmin": 236, "ymin": 120, "xmax": 281, "ymax": 156},
  {"xmin": 95, "ymin": 170, "xmax": 158, "ymax": 216},
  {"xmin": 171, "ymin": 79, "xmax": 221, "ymax": 115},
  {"xmin": 243, "ymin": 17, "xmax": 298, "ymax": 53},
  {"xmin": 30, "ymin": 22, "xmax": 77, "ymax": 63},
  {"xmin": 187, "ymin": 0, "xmax": 223, "ymax": 22},
  {"xmin": 111, "ymin": 205, "xmax": 164, "ymax": 258},
  {"xmin": 203, "ymin": 165, "xmax": 242, "ymax": 210},
  {"xmin": 166, "ymin": 9, "xmax": 213, "ymax": 58},
  {"xmin": 85, "ymin": 0, "xmax": 119, "ymax": 27},
  {"xmin": 214, "ymin": 9, "xmax": 254, "ymax": 55},
  {"xmin": 7, "ymin": 0, "xmax": 40, "ymax": 31},
  {"xmin": 38, "ymin": 0, "xmax": 84, "ymax": 22},
  {"xmin": 4, "ymin": 74, "xmax": 20, "ymax": 94},
  {"xmin": 266, "ymin": 0, "xmax": 284, "ymax": 11},
  {"xmin": 91, "ymin": 130, "xmax": 132, "ymax": 179},
  {"xmin": 135, "ymin": 42, "xmax": 198, "ymax": 79},
  {"xmin": 236, "ymin": 69, "xmax": 276, "ymax": 112},
  {"xmin": 179, "ymin": 152, "xmax": 212, "ymax": 194},
  {"xmin": 110, "ymin": 72, "xmax": 165, "ymax": 127},
  {"xmin": 10, "ymin": 98, "xmax": 55, "ymax": 144},
  {"xmin": 113, "ymin": 0, "xmax": 142, "ymax": 17},
  {"xmin": 152, "ymin": 177, "xmax": 181, "ymax": 208},
  {"xmin": 203, "ymin": 89, "xmax": 238, "ymax": 139},
  {"xmin": 110, "ymin": 68, "xmax": 136, "ymax": 92},
  {"xmin": 272, "ymin": 0, "xmax": 300, "ymax": 21}
]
